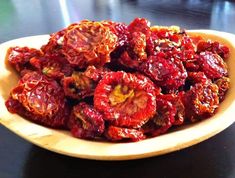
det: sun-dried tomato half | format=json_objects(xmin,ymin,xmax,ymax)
[
  {"xmin": 94, "ymin": 71, "xmax": 157, "ymax": 128},
  {"xmin": 128, "ymin": 18, "xmax": 151, "ymax": 37},
  {"xmin": 6, "ymin": 46, "xmax": 42, "ymax": 72},
  {"xmin": 84, "ymin": 65, "xmax": 110, "ymax": 82},
  {"xmin": 158, "ymin": 94, "xmax": 185, "ymax": 125},
  {"xmin": 6, "ymin": 71, "xmax": 69, "ymax": 128},
  {"xmin": 184, "ymin": 72, "xmax": 209, "ymax": 90},
  {"xmin": 197, "ymin": 40, "xmax": 230, "ymax": 59},
  {"xmin": 215, "ymin": 77, "xmax": 230, "ymax": 102},
  {"xmin": 182, "ymin": 81, "xmax": 219, "ymax": 122},
  {"xmin": 142, "ymin": 96, "xmax": 176, "ymax": 136},
  {"xmin": 102, "ymin": 20, "xmax": 129, "ymax": 48},
  {"xmin": 62, "ymin": 71, "xmax": 96, "ymax": 100},
  {"xmin": 41, "ymin": 26, "xmax": 67, "ymax": 56},
  {"xmin": 29, "ymin": 55, "xmax": 73, "ymax": 80},
  {"xmin": 68, "ymin": 102, "xmax": 105, "ymax": 139},
  {"xmin": 139, "ymin": 55, "xmax": 187, "ymax": 91},
  {"xmin": 198, "ymin": 51, "xmax": 228, "ymax": 80},
  {"xmin": 105, "ymin": 125, "xmax": 145, "ymax": 142},
  {"xmin": 62, "ymin": 20, "xmax": 118, "ymax": 68}
]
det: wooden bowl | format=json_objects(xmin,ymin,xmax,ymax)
[{"xmin": 0, "ymin": 30, "xmax": 235, "ymax": 160}]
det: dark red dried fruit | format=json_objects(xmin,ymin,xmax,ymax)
[
  {"xmin": 62, "ymin": 20, "xmax": 118, "ymax": 68},
  {"xmin": 7, "ymin": 46, "xmax": 42, "ymax": 72},
  {"xmin": 139, "ymin": 55, "xmax": 187, "ymax": 91},
  {"xmin": 68, "ymin": 102, "xmax": 105, "ymax": 139},
  {"xmin": 182, "ymin": 82, "xmax": 219, "ymax": 122},
  {"xmin": 102, "ymin": 21, "xmax": 129, "ymax": 48},
  {"xmin": 159, "ymin": 94, "xmax": 185, "ymax": 125},
  {"xmin": 128, "ymin": 18, "xmax": 151, "ymax": 37},
  {"xmin": 106, "ymin": 125, "xmax": 145, "ymax": 142},
  {"xmin": 198, "ymin": 52, "xmax": 228, "ymax": 79},
  {"xmin": 215, "ymin": 77, "xmax": 230, "ymax": 101},
  {"xmin": 84, "ymin": 65, "xmax": 110, "ymax": 82},
  {"xmin": 185, "ymin": 72, "xmax": 210, "ymax": 91},
  {"xmin": 6, "ymin": 71, "xmax": 69, "ymax": 128},
  {"xmin": 41, "ymin": 28, "xmax": 66, "ymax": 57},
  {"xmin": 94, "ymin": 71, "xmax": 157, "ymax": 128},
  {"xmin": 62, "ymin": 71, "xmax": 96, "ymax": 100},
  {"xmin": 142, "ymin": 96, "xmax": 176, "ymax": 136},
  {"xmin": 197, "ymin": 40, "xmax": 230, "ymax": 59},
  {"xmin": 30, "ymin": 55, "xmax": 73, "ymax": 80}
]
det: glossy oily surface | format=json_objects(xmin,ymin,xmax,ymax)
[{"xmin": 1, "ymin": 30, "xmax": 235, "ymax": 160}]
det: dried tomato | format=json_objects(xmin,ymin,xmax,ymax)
[
  {"xmin": 6, "ymin": 71, "xmax": 69, "ymax": 128},
  {"xmin": 158, "ymin": 94, "xmax": 185, "ymax": 125},
  {"xmin": 139, "ymin": 55, "xmax": 187, "ymax": 91},
  {"xmin": 106, "ymin": 125, "xmax": 145, "ymax": 142},
  {"xmin": 182, "ymin": 82, "xmax": 219, "ymax": 122},
  {"xmin": 94, "ymin": 71, "xmax": 157, "ymax": 128},
  {"xmin": 62, "ymin": 71, "xmax": 96, "ymax": 100},
  {"xmin": 215, "ymin": 77, "xmax": 230, "ymax": 101},
  {"xmin": 7, "ymin": 46, "xmax": 42, "ymax": 72},
  {"xmin": 84, "ymin": 65, "xmax": 110, "ymax": 82},
  {"xmin": 128, "ymin": 18, "xmax": 151, "ymax": 37},
  {"xmin": 198, "ymin": 52, "xmax": 228, "ymax": 79},
  {"xmin": 41, "ymin": 27, "xmax": 66, "ymax": 56},
  {"xmin": 4, "ymin": 18, "xmax": 231, "ymax": 142},
  {"xmin": 142, "ymin": 96, "xmax": 176, "ymax": 136},
  {"xmin": 62, "ymin": 20, "xmax": 118, "ymax": 68},
  {"xmin": 68, "ymin": 102, "xmax": 105, "ymax": 139},
  {"xmin": 197, "ymin": 40, "xmax": 230, "ymax": 59},
  {"xmin": 102, "ymin": 20, "xmax": 129, "ymax": 48},
  {"xmin": 185, "ymin": 72, "xmax": 209, "ymax": 90},
  {"xmin": 29, "ymin": 55, "xmax": 73, "ymax": 80}
]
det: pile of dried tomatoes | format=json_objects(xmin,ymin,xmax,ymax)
[{"xmin": 5, "ymin": 18, "xmax": 230, "ymax": 142}]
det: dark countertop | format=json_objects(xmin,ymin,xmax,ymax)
[{"xmin": 1, "ymin": 0, "xmax": 235, "ymax": 178}]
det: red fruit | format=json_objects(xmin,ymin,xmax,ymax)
[
  {"xmin": 102, "ymin": 20, "xmax": 129, "ymax": 48},
  {"xmin": 185, "ymin": 72, "xmax": 209, "ymax": 90},
  {"xmin": 41, "ymin": 28, "xmax": 66, "ymax": 57},
  {"xmin": 68, "ymin": 102, "xmax": 105, "ymax": 139},
  {"xmin": 139, "ymin": 55, "xmax": 187, "ymax": 90},
  {"xmin": 30, "ymin": 55, "xmax": 73, "ymax": 80},
  {"xmin": 128, "ymin": 18, "xmax": 151, "ymax": 37},
  {"xmin": 62, "ymin": 20, "xmax": 118, "ymax": 68},
  {"xmin": 106, "ymin": 125, "xmax": 145, "ymax": 142},
  {"xmin": 182, "ymin": 82, "xmax": 219, "ymax": 122},
  {"xmin": 6, "ymin": 46, "xmax": 42, "ymax": 72},
  {"xmin": 197, "ymin": 40, "xmax": 230, "ymax": 59},
  {"xmin": 158, "ymin": 94, "xmax": 185, "ymax": 125},
  {"xmin": 62, "ymin": 71, "xmax": 96, "ymax": 100},
  {"xmin": 215, "ymin": 77, "xmax": 230, "ymax": 102},
  {"xmin": 94, "ymin": 71, "xmax": 157, "ymax": 128},
  {"xmin": 6, "ymin": 71, "xmax": 69, "ymax": 128},
  {"xmin": 198, "ymin": 52, "xmax": 228, "ymax": 79}
]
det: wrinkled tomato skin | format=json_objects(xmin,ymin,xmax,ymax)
[
  {"xmin": 6, "ymin": 71, "xmax": 69, "ymax": 128},
  {"xmin": 62, "ymin": 20, "xmax": 118, "ymax": 68},
  {"xmin": 197, "ymin": 40, "xmax": 230, "ymax": 59},
  {"xmin": 94, "ymin": 71, "xmax": 157, "ymax": 128},
  {"xmin": 139, "ymin": 55, "xmax": 187, "ymax": 91},
  {"xmin": 215, "ymin": 77, "xmax": 230, "ymax": 102},
  {"xmin": 182, "ymin": 82, "xmax": 219, "ymax": 122},
  {"xmin": 7, "ymin": 47, "xmax": 42, "ymax": 72},
  {"xmin": 68, "ymin": 102, "xmax": 105, "ymax": 139},
  {"xmin": 30, "ymin": 55, "xmax": 73, "ymax": 80},
  {"xmin": 106, "ymin": 125, "xmax": 146, "ymax": 142},
  {"xmin": 198, "ymin": 52, "xmax": 228, "ymax": 80}
]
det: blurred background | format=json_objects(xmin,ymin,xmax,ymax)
[{"xmin": 0, "ymin": 0, "xmax": 235, "ymax": 43}]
